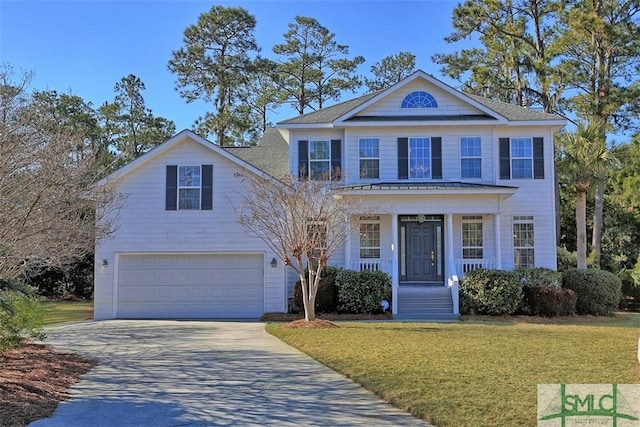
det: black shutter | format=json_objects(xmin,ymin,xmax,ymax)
[
  {"xmin": 499, "ymin": 138, "xmax": 511, "ymax": 180},
  {"xmin": 331, "ymin": 139, "xmax": 342, "ymax": 181},
  {"xmin": 166, "ymin": 165, "xmax": 177, "ymax": 210},
  {"xmin": 533, "ymin": 137, "xmax": 544, "ymax": 179},
  {"xmin": 298, "ymin": 140, "xmax": 308, "ymax": 179},
  {"xmin": 431, "ymin": 137, "xmax": 442, "ymax": 179},
  {"xmin": 398, "ymin": 138, "xmax": 408, "ymax": 179},
  {"xmin": 201, "ymin": 164, "xmax": 213, "ymax": 210}
]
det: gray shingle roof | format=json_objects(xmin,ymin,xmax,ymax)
[
  {"xmin": 224, "ymin": 128, "xmax": 289, "ymax": 178},
  {"xmin": 277, "ymin": 88, "xmax": 564, "ymax": 125}
]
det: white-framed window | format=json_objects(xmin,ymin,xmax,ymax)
[
  {"xmin": 178, "ymin": 165, "xmax": 201, "ymax": 210},
  {"xmin": 309, "ymin": 140, "xmax": 331, "ymax": 180},
  {"xmin": 461, "ymin": 137, "xmax": 481, "ymax": 178},
  {"xmin": 409, "ymin": 137, "xmax": 431, "ymax": 179},
  {"xmin": 462, "ymin": 216, "xmax": 483, "ymax": 259},
  {"xmin": 359, "ymin": 216, "xmax": 381, "ymax": 259},
  {"xmin": 513, "ymin": 215, "xmax": 535, "ymax": 267},
  {"xmin": 511, "ymin": 138, "xmax": 533, "ymax": 179},
  {"xmin": 359, "ymin": 138, "xmax": 379, "ymax": 179}
]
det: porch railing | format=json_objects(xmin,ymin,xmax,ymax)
[
  {"xmin": 350, "ymin": 258, "xmax": 392, "ymax": 272},
  {"xmin": 454, "ymin": 259, "xmax": 496, "ymax": 277}
]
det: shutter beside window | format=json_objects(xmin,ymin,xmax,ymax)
[
  {"xmin": 166, "ymin": 165, "xmax": 177, "ymax": 210},
  {"xmin": 431, "ymin": 137, "xmax": 442, "ymax": 179},
  {"xmin": 533, "ymin": 137, "xmax": 544, "ymax": 179},
  {"xmin": 331, "ymin": 139, "xmax": 342, "ymax": 181},
  {"xmin": 499, "ymin": 138, "xmax": 511, "ymax": 180},
  {"xmin": 201, "ymin": 164, "xmax": 213, "ymax": 210},
  {"xmin": 298, "ymin": 140, "xmax": 308, "ymax": 179},
  {"xmin": 398, "ymin": 137, "xmax": 408, "ymax": 179}
]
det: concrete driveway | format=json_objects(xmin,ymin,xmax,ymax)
[{"xmin": 30, "ymin": 321, "xmax": 430, "ymax": 426}]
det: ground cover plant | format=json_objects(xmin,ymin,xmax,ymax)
[{"xmin": 267, "ymin": 314, "xmax": 640, "ymax": 426}]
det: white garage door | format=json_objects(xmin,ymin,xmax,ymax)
[{"xmin": 117, "ymin": 253, "xmax": 264, "ymax": 319}]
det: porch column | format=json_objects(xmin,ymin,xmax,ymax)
[
  {"xmin": 391, "ymin": 214, "xmax": 399, "ymax": 315},
  {"xmin": 345, "ymin": 229, "xmax": 351, "ymax": 270},
  {"xmin": 494, "ymin": 214, "xmax": 502, "ymax": 269},
  {"xmin": 446, "ymin": 213, "xmax": 454, "ymax": 278}
]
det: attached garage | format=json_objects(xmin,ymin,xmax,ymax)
[{"xmin": 116, "ymin": 253, "xmax": 265, "ymax": 319}]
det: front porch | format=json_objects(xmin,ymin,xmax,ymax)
[{"xmin": 346, "ymin": 213, "xmax": 504, "ymax": 320}]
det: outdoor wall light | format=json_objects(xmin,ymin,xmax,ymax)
[
  {"xmin": 271, "ymin": 257, "xmax": 278, "ymax": 268},
  {"xmin": 101, "ymin": 259, "xmax": 108, "ymax": 268}
]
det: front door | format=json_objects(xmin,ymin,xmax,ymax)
[{"xmin": 402, "ymin": 216, "xmax": 443, "ymax": 283}]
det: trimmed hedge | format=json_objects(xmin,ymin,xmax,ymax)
[
  {"xmin": 561, "ymin": 269, "xmax": 622, "ymax": 316},
  {"xmin": 336, "ymin": 269, "xmax": 391, "ymax": 314},
  {"xmin": 523, "ymin": 286, "xmax": 577, "ymax": 317},
  {"xmin": 512, "ymin": 267, "xmax": 561, "ymax": 288},
  {"xmin": 459, "ymin": 269, "xmax": 522, "ymax": 315},
  {"xmin": 293, "ymin": 266, "xmax": 340, "ymax": 313}
]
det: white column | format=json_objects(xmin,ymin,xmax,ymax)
[
  {"xmin": 446, "ymin": 213, "xmax": 454, "ymax": 279},
  {"xmin": 345, "ymin": 228, "xmax": 352, "ymax": 270},
  {"xmin": 391, "ymin": 214, "xmax": 399, "ymax": 315},
  {"xmin": 494, "ymin": 214, "xmax": 502, "ymax": 269}
]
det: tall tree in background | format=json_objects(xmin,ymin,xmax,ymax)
[
  {"xmin": 433, "ymin": 0, "xmax": 565, "ymax": 113},
  {"xmin": 557, "ymin": 123, "xmax": 619, "ymax": 268},
  {"xmin": 168, "ymin": 6, "xmax": 259, "ymax": 145},
  {"xmin": 560, "ymin": 0, "xmax": 640, "ymax": 266},
  {"xmin": 273, "ymin": 16, "xmax": 364, "ymax": 115},
  {"xmin": 99, "ymin": 75, "xmax": 175, "ymax": 165},
  {"xmin": 364, "ymin": 52, "xmax": 416, "ymax": 93}
]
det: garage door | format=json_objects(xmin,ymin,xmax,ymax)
[{"xmin": 117, "ymin": 254, "xmax": 264, "ymax": 319}]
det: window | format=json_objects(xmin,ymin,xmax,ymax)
[
  {"xmin": 307, "ymin": 220, "xmax": 327, "ymax": 261},
  {"xmin": 511, "ymin": 138, "xmax": 533, "ymax": 179},
  {"xmin": 166, "ymin": 165, "xmax": 212, "ymax": 211},
  {"xmin": 513, "ymin": 216, "xmax": 535, "ymax": 268},
  {"xmin": 461, "ymin": 137, "xmax": 481, "ymax": 178},
  {"xmin": 178, "ymin": 166, "xmax": 201, "ymax": 209},
  {"xmin": 298, "ymin": 140, "xmax": 341, "ymax": 181},
  {"xmin": 409, "ymin": 137, "xmax": 431, "ymax": 178},
  {"xmin": 359, "ymin": 216, "xmax": 380, "ymax": 259},
  {"xmin": 401, "ymin": 91, "xmax": 438, "ymax": 108},
  {"xmin": 462, "ymin": 216, "xmax": 483, "ymax": 259},
  {"xmin": 359, "ymin": 138, "xmax": 379, "ymax": 179}
]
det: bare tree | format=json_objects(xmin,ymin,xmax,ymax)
[
  {"xmin": 236, "ymin": 174, "xmax": 361, "ymax": 322},
  {"xmin": 0, "ymin": 65, "xmax": 119, "ymax": 280}
]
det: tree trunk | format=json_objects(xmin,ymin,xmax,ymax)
[
  {"xmin": 576, "ymin": 189, "xmax": 588, "ymax": 269},
  {"xmin": 591, "ymin": 181, "xmax": 605, "ymax": 267}
]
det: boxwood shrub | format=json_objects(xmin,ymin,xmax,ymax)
[
  {"xmin": 512, "ymin": 267, "xmax": 561, "ymax": 287},
  {"xmin": 459, "ymin": 269, "xmax": 522, "ymax": 315},
  {"xmin": 335, "ymin": 269, "xmax": 391, "ymax": 314},
  {"xmin": 561, "ymin": 269, "xmax": 622, "ymax": 316},
  {"xmin": 293, "ymin": 266, "xmax": 341, "ymax": 313}
]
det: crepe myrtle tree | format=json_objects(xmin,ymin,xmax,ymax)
[{"xmin": 236, "ymin": 173, "xmax": 361, "ymax": 322}]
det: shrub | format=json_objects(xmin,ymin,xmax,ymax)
[
  {"xmin": 0, "ymin": 290, "xmax": 46, "ymax": 351},
  {"xmin": 293, "ymin": 266, "xmax": 341, "ymax": 313},
  {"xmin": 561, "ymin": 269, "xmax": 623, "ymax": 316},
  {"xmin": 512, "ymin": 267, "xmax": 561, "ymax": 288},
  {"xmin": 459, "ymin": 269, "xmax": 522, "ymax": 315},
  {"xmin": 335, "ymin": 269, "xmax": 391, "ymax": 314},
  {"xmin": 557, "ymin": 246, "xmax": 577, "ymax": 272},
  {"xmin": 523, "ymin": 286, "xmax": 577, "ymax": 317}
]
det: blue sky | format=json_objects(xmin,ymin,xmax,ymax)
[{"xmin": 0, "ymin": 0, "xmax": 469, "ymax": 130}]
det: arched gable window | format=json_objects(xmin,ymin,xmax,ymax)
[{"xmin": 401, "ymin": 91, "xmax": 438, "ymax": 108}]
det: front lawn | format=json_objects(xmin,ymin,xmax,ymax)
[
  {"xmin": 267, "ymin": 314, "xmax": 640, "ymax": 427},
  {"xmin": 42, "ymin": 300, "xmax": 93, "ymax": 325}
]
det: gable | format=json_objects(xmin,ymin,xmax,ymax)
[{"xmin": 357, "ymin": 79, "xmax": 486, "ymax": 118}]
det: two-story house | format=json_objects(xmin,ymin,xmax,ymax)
[{"xmin": 93, "ymin": 70, "xmax": 565, "ymax": 320}]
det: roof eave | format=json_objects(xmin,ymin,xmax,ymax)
[
  {"xmin": 335, "ymin": 118, "xmax": 507, "ymax": 127},
  {"xmin": 339, "ymin": 187, "xmax": 518, "ymax": 196},
  {"xmin": 505, "ymin": 120, "xmax": 567, "ymax": 128},
  {"xmin": 277, "ymin": 122, "xmax": 334, "ymax": 129}
]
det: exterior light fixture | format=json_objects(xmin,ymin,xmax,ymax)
[
  {"xmin": 271, "ymin": 257, "xmax": 278, "ymax": 268},
  {"xmin": 101, "ymin": 259, "xmax": 108, "ymax": 268}
]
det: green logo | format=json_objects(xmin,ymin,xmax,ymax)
[{"xmin": 538, "ymin": 384, "xmax": 640, "ymax": 426}]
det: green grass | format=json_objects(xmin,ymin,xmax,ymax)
[
  {"xmin": 267, "ymin": 314, "xmax": 640, "ymax": 427},
  {"xmin": 41, "ymin": 300, "xmax": 93, "ymax": 325}
]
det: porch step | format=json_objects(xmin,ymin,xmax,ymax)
[{"xmin": 395, "ymin": 286, "xmax": 458, "ymax": 321}]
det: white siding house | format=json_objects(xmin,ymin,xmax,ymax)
[{"xmin": 95, "ymin": 70, "xmax": 565, "ymax": 320}]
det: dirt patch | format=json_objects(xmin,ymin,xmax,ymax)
[
  {"xmin": 0, "ymin": 343, "xmax": 97, "ymax": 427},
  {"xmin": 282, "ymin": 319, "xmax": 339, "ymax": 329}
]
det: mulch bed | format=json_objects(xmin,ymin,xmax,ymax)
[
  {"xmin": 260, "ymin": 312, "xmax": 393, "ymax": 322},
  {"xmin": 0, "ymin": 343, "xmax": 97, "ymax": 427}
]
